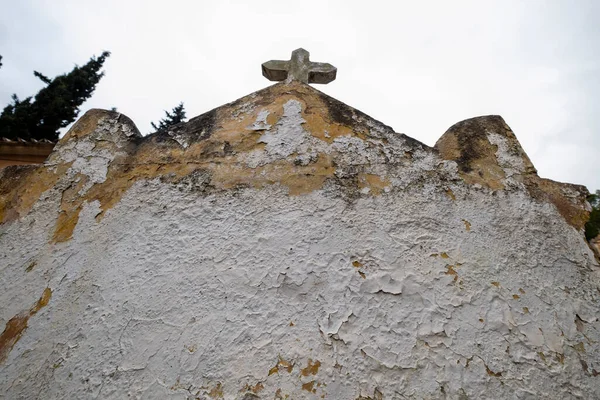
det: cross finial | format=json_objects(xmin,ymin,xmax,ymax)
[{"xmin": 262, "ymin": 48, "xmax": 337, "ymax": 84}]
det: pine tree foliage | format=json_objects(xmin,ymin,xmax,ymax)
[
  {"xmin": 151, "ymin": 102, "xmax": 187, "ymax": 131},
  {"xmin": 0, "ymin": 51, "xmax": 110, "ymax": 141},
  {"xmin": 33, "ymin": 71, "xmax": 52, "ymax": 85},
  {"xmin": 586, "ymin": 190, "xmax": 600, "ymax": 241}
]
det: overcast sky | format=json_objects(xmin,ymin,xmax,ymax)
[{"xmin": 1, "ymin": 0, "xmax": 598, "ymax": 190}]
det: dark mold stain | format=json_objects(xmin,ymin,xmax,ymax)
[
  {"xmin": 317, "ymin": 91, "xmax": 357, "ymax": 128},
  {"xmin": 25, "ymin": 260, "xmax": 37, "ymax": 272},
  {"xmin": 223, "ymin": 82, "xmax": 281, "ymax": 111},
  {"xmin": 399, "ymin": 132, "xmax": 430, "ymax": 151},
  {"xmin": 315, "ymin": 89, "xmax": 394, "ymax": 133},
  {"xmin": 312, "ymin": 86, "xmax": 431, "ymax": 151},
  {"xmin": 444, "ymin": 115, "xmax": 506, "ymax": 173},
  {"xmin": 176, "ymin": 109, "xmax": 217, "ymax": 140}
]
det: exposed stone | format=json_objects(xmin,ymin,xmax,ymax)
[
  {"xmin": 435, "ymin": 115, "xmax": 589, "ymax": 230},
  {"xmin": 435, "ymin": 115, "xmax": 537, "ymax": 188}
]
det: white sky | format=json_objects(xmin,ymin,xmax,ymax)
[{"xmin": 1, "ymin": 0, "xmax": 598, "ymax": 191}]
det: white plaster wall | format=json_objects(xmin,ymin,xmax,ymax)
[
  {"xmin": 1, "ymin": 177, "xmax": 599, "ymax": 399},
  {"xmin": 1, "ymin": 89, "xmax": 599, "ymax": 398}
]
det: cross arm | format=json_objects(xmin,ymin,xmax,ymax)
[
  {"xmin": 307, "ymin": 62, "xmax": 337, "ymax": 84},
  {"xmin": 262, "ymin": 60, "xmax": 290, "ymax": 82}
]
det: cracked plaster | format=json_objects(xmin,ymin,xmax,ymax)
[{"xmin": 0, "ymin": 82, "xmax": 599, "ymax": 399}]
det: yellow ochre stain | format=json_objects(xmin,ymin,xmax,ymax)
[
  {"xmin": 208, "ymin": 382, "xmax": 224, "ymax": 398},
  {"xmin": 269, "ymin": 356, "xmax": 294, "ymax": 375},
  {"xmin": 0, "ymin": 287, "xmax": 52, "ymax": 364},
  {"xmin": 4, "ymin": 82, "xmax": 404, "ymax": 244},
  {"xmin": 445, "ymin": 188, "xmax": 456, "ymax": 201},
  {"xmin": 0, "ymin": 162, "xmax": 71, "ymax": 225},
  {"xmin": 435, "ymin": 129, "xmax": 506, "ymax": 191},
  {"xmin": 445, "ymin": 265, "xmax": 458, "ymax": 282},
  {"xmin": 462, "ymin": 219, "xmax": 471, "ymax": 231},
  {"xmin": 242, "ymin": 382, "xmax": 264, "ymax": 394},
  {"xmin": 301, "ymin": 359, "xmax": 321, "ymax": 376},
  {"xmin": 301, "ymin": 380, "xmax": 316, "ymax": 393}
]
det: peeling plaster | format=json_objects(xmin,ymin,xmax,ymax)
[
  {"xmin": 247, "ymin": 110, "xmax": 272, "ymax": 131},
  {"xmin": 245, "ymin": 100, "xmax": 324, "ymax": 168},
  {"xmin": 0, "ymin": 82, "xmax": 599, "ymax": 399}
]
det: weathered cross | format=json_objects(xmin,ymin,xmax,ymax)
[{"xmin": 262, "ymin": 48, "xmax": 337, "ymax": 84}]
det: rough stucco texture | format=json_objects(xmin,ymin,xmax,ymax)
[{"xmin": 1, "ymin": 82, "xmax": 599, "ymax": 399}]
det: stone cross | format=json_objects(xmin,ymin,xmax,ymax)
[{"xmin": 262, "ymin": 48, "xmax": 337, "ymax": 84}]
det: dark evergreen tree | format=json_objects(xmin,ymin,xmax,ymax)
[
  {"xmin": 151, "ymin": 102, "xmax": 187, "ymax": 131},
  {"xmin": 0, "ymin": 51, "xmax": 110, "ymax": 141},
  {"xmin": 0, "ymin": 55, "xmax": 3, "ymax": 69},
  {"xmin": 586, "ymin": 190, "xmax": 600, "ymax": 241}
]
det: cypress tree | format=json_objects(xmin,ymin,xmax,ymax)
[{"xmin": 0, "ymin": 51, "xmax": 110, "ymax": 141}]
